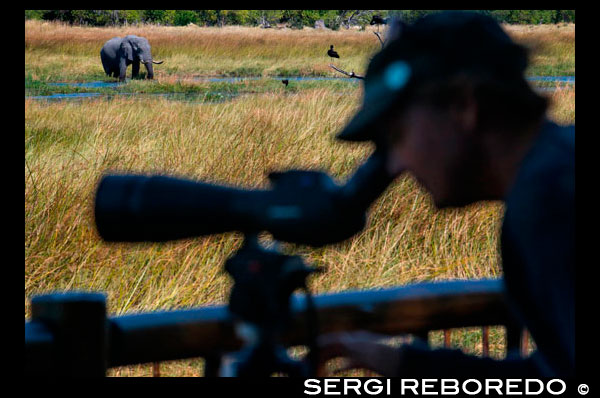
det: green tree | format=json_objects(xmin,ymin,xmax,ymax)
[
  {"xmin": 41, "ymin": 10, "xmax": 74, "ymax": 23},
  {"xmin": 143, "ymin": 10, "xmax": 176, "ymax": 25},
  {"xmin": 322, "ymin": 10, "xmax": 342, "ymax": 30},
  {"xmin": 556, "ymin": 10, "xmax": 575, "ymax": 23},
  {"xmin": 119, "ymin": 10, "xmax": 142, "ymax": 24},
  {"xmin": 195, "ymin": 10, "xmax": 219, "ymax": 26},
  {"xmin": 25, "ymin": 10, "xmax": 45, "ymax": 20},
  {"xmin": 26, "ymin": 9, "xmax": 576, "ymax": 27},
  {"xmin": 249, "ymin": 10, "xmax": 284, "ymax": 27},
  {"xmin": 70, "ymin": 10, "xmax": 105, "ymax": 25},
  {"xmin": 174, "ymin": 10, "xmax": 198, "ymax": 26}
]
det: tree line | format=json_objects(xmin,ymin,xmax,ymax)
[{"xmin": 25, "ymin": 10, "xmax": 575, "ymax": 29}]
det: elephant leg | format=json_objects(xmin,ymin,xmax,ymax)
[
  {"xmin": 119, "ymin": 58, "xmax": 128, "ymax": 82},
  {"xmin": 101, "ymin": 52, "xmax": 112, "ymax": 76},
  {"xmin": 132, "ymin": 60, "xmax": 140, "ymax": 79}
]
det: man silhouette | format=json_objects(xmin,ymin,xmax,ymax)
[{"xmin": 317, "ymin": 11, "xmax": 574, "ymax": 378}]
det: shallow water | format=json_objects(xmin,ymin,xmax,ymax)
[
  {"xmin": 26, "ymin": 76, "xmax": 574, "ymax": 102},
  {"xmin": 197, "ymin": 75, "xmax": 576, "ymax": 84},
  {"xmin": 527, "ymin": 76, "xmax": 575, "ymax": 83},
  {"xmin": 27, "ymin": 92, "xmax": 103, "ymax": 100},
  {"xmin": 196, "ymin": 76, "xmax": 362, "ymax": 83},
  {"xmin": 26, "ymin": 91, "xmax": 238, "ymax": 103},
  {"xmin": 47, "ymin": 81, "xmax": 122, "ymax": 88}
]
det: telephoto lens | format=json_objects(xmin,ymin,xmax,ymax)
[
  {"xmin": 94, "ymin": 149, "xmax": 395, "ymax": 246},
  {"xmin": 94, "ymin": 174, "xmax": 267, "ymax": 242}
]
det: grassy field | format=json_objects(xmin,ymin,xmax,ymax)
[
  {"xmin": 25, "ymin": 21, "xmax": 574, "ymax": 377},
  {"xmin": 25, "ymin": 20, "xmax": 574, "ymax": 82}
]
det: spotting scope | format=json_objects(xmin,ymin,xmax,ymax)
[{"xmin": 95, "ymin": 149, "xmax": 394, "ymax": 246}]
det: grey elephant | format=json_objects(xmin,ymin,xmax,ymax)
[{"xmin": 100, "ymin": 35, "xmax": 164, "ymax": 81}]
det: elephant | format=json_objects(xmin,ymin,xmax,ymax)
[{"xmin": 100, "ymin": 35, "xmax": 164, "ymax": 82}]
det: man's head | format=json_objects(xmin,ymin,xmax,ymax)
[{"xmin": 337, "ymin": 11, "xmax": 548, "ymax": 208}]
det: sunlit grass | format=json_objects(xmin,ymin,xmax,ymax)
[
  {"xmin": 25, "ymin": 87, "xmax": 573, "ymax": 303},
  {"xmin": 25, "ymin": 88, "xmax": 573, "ymax": 377},
  {"xmin": 505, "ymin": 23, "xmax": 575, "ymax": 76},
  {"xmin": 25, "ymin": 20, "xmax": 574, "ymax": 376},
  {"xmin": 25, "ymin": 20, "xmax": 574, "ymax": 81}
]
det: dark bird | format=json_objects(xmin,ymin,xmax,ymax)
[
  {"xmin": 327, "ymin": 45, "xmax": 340, "ymax": 59},
  {"xmin": 370, "ymin": 15, "xmax": 387, "ymax": 26},
  {"xmin": 282, "ymin": 79, "xmax": 289, "ymax": 87}
]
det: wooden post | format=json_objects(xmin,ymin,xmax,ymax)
[
  {"xmin": 152, "ymin": 362, "xmax": 160, "ymax": 377},
  {"xmin": 481, "ymin": 326, "xmax": 489, "ymax": 357},
  {"xmin": 521, "ymin": 329, "xmax": 530, "ymax": 357},
  {"xmin": 30, "ymin": 292, "xmax": 108, "ymax": 377},
  {"xmin": 505, "ymin": 319, "xmax": 522, "ymax": 358},
  {"xmin": 204, "ymin": 355, "xmax": 222, "ymax": 377},
  {"xmin": 443, "ymin": 329, "xmax": 451, "ymax": 348},
  {"xmin": 25, "ymin": 320, "xmax": 55, "ymax": 375}
]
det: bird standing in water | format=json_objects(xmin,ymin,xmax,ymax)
[{"xmin": 327, "ymin": 45, "xmax": 340, "ymax": 59}]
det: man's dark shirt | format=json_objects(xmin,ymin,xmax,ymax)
[{"xmin": 399, "ymin": 120, "xmax": 575, "ymax": 378}]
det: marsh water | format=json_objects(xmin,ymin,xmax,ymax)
[
  {"xmin": 27, "ymin": 90, "xmax": 238, "ymax": 103},
  {"xmin": 527, "ymin": 76, "xmax": 575, "ymax": 83},
  {"xmin": 26, "ymin": 76, "xmax": 575, "ymax": 102}
]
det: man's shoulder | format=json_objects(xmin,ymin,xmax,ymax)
[
  {"xmin": 507, "ymin": 121, "xmax": 574, "ymax": 205},
  {"xmin": 503, "ymin": 121, "xmax": 574, "ymax": 237}
]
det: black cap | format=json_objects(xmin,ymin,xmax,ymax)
[{"xmin": 337, "ymin": 11, "xmax": 529, "ymax": 142}]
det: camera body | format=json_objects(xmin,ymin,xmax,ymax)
[{"xmin": 221, "ymin": 234, "xmax": 319, "ymax": 377}]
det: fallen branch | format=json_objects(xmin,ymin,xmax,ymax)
[
  {"xmin": 329, "ymin": 63, "xmax": 364, "ymax": 79},
  {"xmin": 373, "ymin": 32, "xmax": 385, "ymax": 49}
]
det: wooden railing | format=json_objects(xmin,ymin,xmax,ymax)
[{"xmin": 24, "ymin": 278, "xmax": 530, "ymax": 377}]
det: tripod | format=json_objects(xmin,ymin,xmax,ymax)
[{"xmin": 218, "ymin": 234, "xmax": 320, "ymax": 377}]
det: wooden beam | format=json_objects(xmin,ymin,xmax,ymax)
[
  {"xmin": 105, "ymin": 279, "xmax": 509, "ymax": 367},
  {"xmin": 27, "ymin": 292, "xmax": 108, "ymax": 377}
]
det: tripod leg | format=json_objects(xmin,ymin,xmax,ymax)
[{"xmin": 204, "ymin": 354, "xmax": 222, "ymax": 377}]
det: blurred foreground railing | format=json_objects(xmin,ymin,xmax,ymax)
[{"xmin": 25, "ymin": 278, "xmax": 530, "ymax": 377}]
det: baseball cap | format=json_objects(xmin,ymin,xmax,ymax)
[{"xmin": 336, "ymin": 11, "xmax": 529, "ymax": 142}]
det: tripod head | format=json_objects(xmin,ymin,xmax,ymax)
[{"xmin": 221, "ymin": 234, "xmax": 321, "ymax": 377}]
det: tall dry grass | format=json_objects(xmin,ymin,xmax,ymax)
[
  {"xmin": 25, "ymin": 20, "xmax": 575, "ymax": 80},
  {"xmin": 25, "ymin": 20, "xmax": 574, "ymax": 376},
  {"xmin": 505, "ymin": 23, "xmax": 575, "ymax": 75},
  {"xmin": 24, "ymin": 87, "xmax": 573, "ymax": 377},
  {"xmin": 25, "ymin": 85, "xmax": 574, "ymax": 307},
  {"xmin": 25, "ymin": 21, "xmax": 379, "ymax": 79}
]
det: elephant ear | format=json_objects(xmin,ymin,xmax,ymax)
[{"xmin": 120, "ymin": 40, "xmax": 133, "ymax": 62}]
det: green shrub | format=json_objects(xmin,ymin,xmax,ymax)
[
  {"xmin": 174, "ymin": 10, "xmax": 198, "ymax": 26},
  {"xmin": 143, "ymin": 10, "xmax": 176, "ymax": 25},
  {"xmin": 25, "ymin": 10, "xmax": 45, "ymax": 20},
  {"xmin": 27, "ymin": 10, "xmax": 576, "ymax": 27}
]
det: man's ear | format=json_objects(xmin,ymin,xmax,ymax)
[
  {"xmin": 459, "ymin": 91, "xmax": 478, "ymax": 134},
  {"xmin": 449, "ymin": 76, "xmax": 478, "ymax": 134}
]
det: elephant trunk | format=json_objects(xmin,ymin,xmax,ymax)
[{"xmin": 144, "ymin": 61, "xmax": 154, "ymax": 80}]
